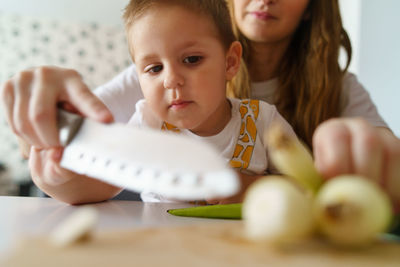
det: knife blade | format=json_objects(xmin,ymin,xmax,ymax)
[{"xmin": 57, "ymin": 110, "xmax": 239, "ymax": 201}]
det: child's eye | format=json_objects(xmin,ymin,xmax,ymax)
[
  {"xmin": 183, "ymin": 56, "xmax": 203, "ymax": 64},
  {"xmin": 146, "ymin": 65, "xmax": 163, "ymax": 73}
]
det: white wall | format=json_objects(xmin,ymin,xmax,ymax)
[
  {"xmin": 339, "ymin": 0, "xmax": 362, "ymax": 74},
  {"xmin": 0, "ymin": 0, "xmax": 129, "ymax": 26},
  {"xmin": 358, "ymin": 1, "xmax": 400, "ymax": 137},
  {"xmin": 340, "ymin": 0, "xmax": 400, "ymax": 137}
]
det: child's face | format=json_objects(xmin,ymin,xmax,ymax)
[{"xmin": 129, "ymin": 4, "xmax": 240, "ymax": 136}]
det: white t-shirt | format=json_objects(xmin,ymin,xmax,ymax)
[
  {"xmin": 95, "ymin": 64, "xmax": 143, "ymax": 123},
  {"xmin": 95, "ymin": 65, "xmax": 388, "ymax": 128},
  {"xmin": 94, "ymin": 65, "xmax": 388, "ymax": 202},
  {"xmin": 128, "ymin": 98, "xmax": 295, "ymax": 202},
  {"xmin": 130, "ymin": 98, "xmax": 295, "ymax": 173}
]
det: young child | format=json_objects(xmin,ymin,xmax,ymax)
[{"xmin": 122, "ymin": 0, "xmax": 296, "ymax": 202}]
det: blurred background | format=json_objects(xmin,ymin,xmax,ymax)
[
  {"xmin": 0, "ymin": 0, "xmax": 131, "ymax": 196},
  {"xmin": 340, "ymin": 0, "xmax": 400, "ymax": 138},
  {"xmin": 0, "ymin": 0, "xmax": 399, "ymax": 196}
]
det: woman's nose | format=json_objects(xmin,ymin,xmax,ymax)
[{"xmin": 163, "ymin": 68, "xmax": 184, "ymax": 90}]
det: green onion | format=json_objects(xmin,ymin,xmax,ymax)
[{"xmin": 167, "ymin": 203, "xmax": 242, "ymax": 219}]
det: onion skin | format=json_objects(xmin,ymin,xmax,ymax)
[{"xmin": 314, "ymin": 175, "xmax": 393, "ymax": 246}]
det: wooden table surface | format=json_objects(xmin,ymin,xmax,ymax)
[
  {"xmin": 1, "ymin": 196, "xmax": 399, "ymax": 267},
  {"xmin": 0, "ymin": 196, "xmax": 224, "ymax": 255}
]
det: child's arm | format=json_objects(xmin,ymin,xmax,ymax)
[
  {"xmin": 1, "ymin": 66, "xmax": 120, "ymax": 204},
  {"xmin": 30, "ymin": 147, "xmax": 122, "ymax": 204},
  {"xmin": 206, "ymin": 172, "xmax": 263, "ymax": 205}
]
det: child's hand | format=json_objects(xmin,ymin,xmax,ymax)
[
  {"xmin": 29, "ymin": 146, "xmax": 73, "ymax": 187},
  {"xmin": 1, "ymin": 66, "xmax": 113, "ymax": 150},
  {"xmin": 206, "ymin": 172, "xmax": 263, "ymax": 205},
  {"xmin": 29, "ymin": 146, "xmax": 122, "ymax": 204},
  {"xmin": 313, "ymin": 118, "xmax": 400, "ymax": 208}
]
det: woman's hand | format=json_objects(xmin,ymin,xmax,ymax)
[
  {"xmin": 0, "ymin": 66, "xmax": 113, "ymax": 150},
  {"xmin": 313, "ymin": 118, "xmax": 400, "ymax": 208},
  {"xmin": 29, "ymin": 146, "xmax": 122, "ymax": 204},
  {"xmin": 1, "ymin": 66, "xmax": 117, "ymax": 204}
]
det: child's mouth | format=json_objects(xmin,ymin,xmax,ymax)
[{"xmin": 169, "ymin": 101, "xmax": 193, "ymax": 110}]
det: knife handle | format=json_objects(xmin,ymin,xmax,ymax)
[{"xmin": 57, "ymin": 110, "xmax": 84, "ymax": 146}]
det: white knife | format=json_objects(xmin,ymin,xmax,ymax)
[{"xmin": 57, "ymin": 110, "xmax": 239, "ymax": 201}]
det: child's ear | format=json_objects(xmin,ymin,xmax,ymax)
[{"xmin": 225, "ymin": 41, "xmax": 242, "ymax": 81}]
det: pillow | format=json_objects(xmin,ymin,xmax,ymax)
[
  {"xmin": 0, "ymin": 11, "xmax": 132, "ymax": 187},
  {"xmin": 0, "ymin": 11, "xmax": 132, "ymax": 88}
]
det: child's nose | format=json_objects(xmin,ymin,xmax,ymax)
[{"xmin": 163, "ymin": 68, "xmax": 184, "ymax": 90}]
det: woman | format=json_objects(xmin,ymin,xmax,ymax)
[
  {"xmin": 227, "ymin": 0, "xmax": 399, "ymax": 191},
  {"xmin": 1, "ymin": 0, "xmax": 399, "ymax": 207}
]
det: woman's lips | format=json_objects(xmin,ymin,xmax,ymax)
[
  {"xmin": 250, "ymin": 11, "xmax": 277, "ymax": 21},
  {"xmin": 169, "ymin": 101, "xmax": 193, "ymax": 110}
]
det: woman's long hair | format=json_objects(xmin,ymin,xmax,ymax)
[{"xmin": 227, "ymin": 0, "xmax": 352, "ymax": 148}]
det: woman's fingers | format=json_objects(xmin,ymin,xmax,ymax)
[
  {"xmin": 29, "ymin": 67, "xmax": 64, "ymax": 147},
  {"xmin": 345, "ymin": 119, "xmax": 384, "ymax": 184},
  {"xmin": 29, "ymin": 68, "xmax": 113, "ymax": 147},
  {"xmin": 1, "ymin": 66, "xmax": 113, "ymax": 151},
  {"xmin": 313, "ymin": 119, "xmax": 400, "ymax": 204},
  {"xmin": 386, "ymin": 155, "xmax": 400, "ymax": 207},
  {"xmin": 313, "ymin": 119, "xmax": 353, "ymax": 179},
  {"xmin": 2, "ymin": 71, "xmax": 44, "ymax": 148},
  {"xmin": 379, "ymin": 129, "xmax": 400, "ymax": 205},
  {"xmin": 14, "ymin": 70, "xmax": 48, "ymax": 148},
  {"xmin": 65, "ymin": 74, "xmax": 114, "ymax": 123},
  {"xmin": 1, "ymin": 80, "xmax": 16, "ymax": 132}
]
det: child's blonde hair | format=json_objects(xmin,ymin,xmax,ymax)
[{"xmin": 123, "ymin": 0, "xmax": 251, "ymax": 98}]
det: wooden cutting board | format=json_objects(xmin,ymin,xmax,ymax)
[{"xmin": 3, "ymin": 222, "xmax": 400, "ymax": 267}]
